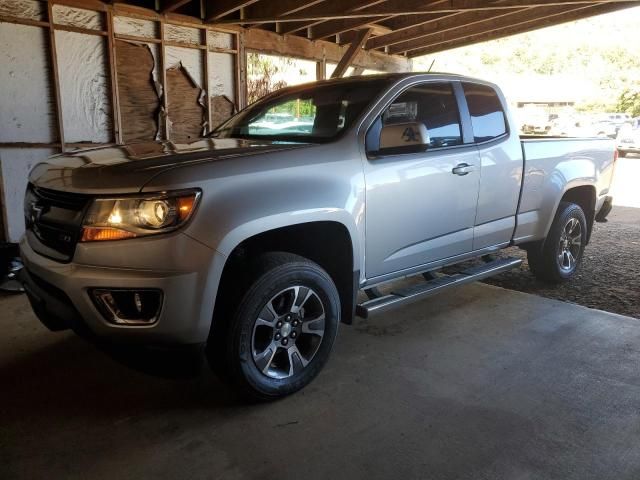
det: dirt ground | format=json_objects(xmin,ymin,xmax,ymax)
[
  {"xmin": 485, "ymin": 156, "xmax": 640, "ymax": 319},
  {"xmin": 485, "ymin": 206, "xmax": 640, "ymax": 319}
]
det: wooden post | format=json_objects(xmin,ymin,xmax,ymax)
[
  {"xmin": 106, "ymin": 10, "xmax": 123, "ymax": 144},
  {"xmin": 203, "ymin": 29, "xmax": 212, "ymax": 134},
  {"xmin": 160, "ymin": 20, "xmax": 169, "ymax": 140},
  {"xmin": 46, "ymin": 1, "xmax": 66, "ymax": 152},
  {"xmin": 330, "ymin": 28, "xmax": 372, "ymax": 79}
]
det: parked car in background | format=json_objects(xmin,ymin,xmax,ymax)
[
  {"xmin": 617, "ymin": 121, "xmax": 640, "ymax": 157},
  {"xmin": 19, "ymin": 73, "xmax": 617, "ymax": 399}
]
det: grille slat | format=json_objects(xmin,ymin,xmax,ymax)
[{"xmin": 25, "ymin": 184, "xmax": 90, "ymax": 262}]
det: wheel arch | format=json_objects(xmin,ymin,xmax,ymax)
[{"xmin": 211, "ymin": 218, "xmax": 359, "ymax": 340}]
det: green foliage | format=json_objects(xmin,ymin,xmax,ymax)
[
  {"xmin": 247, "ymin": 53, "xmax": 294, "ymax": 104},
  {"xmin": 617, "ymin": 89, "xmax": 640, "ymax": 117}
]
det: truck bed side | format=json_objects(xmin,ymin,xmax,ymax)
[{"xmin": 514, "ymin": 136, "xmax": 616, "ymax": 244}]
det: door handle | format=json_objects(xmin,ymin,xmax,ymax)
[{"xmin": 452, "ymin": 163, "xmax": 475, "ymax": 176}]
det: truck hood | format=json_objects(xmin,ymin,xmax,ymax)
[{"xmin": 29, "ymin": 138, "xmax": 310, "ymax": 194}]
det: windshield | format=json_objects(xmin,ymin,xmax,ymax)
[{"xmin": 209, "ymin": 78, "xmax": 391, "ymax": 143}]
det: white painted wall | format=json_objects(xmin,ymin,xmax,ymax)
[{"xmin": 0, "ymin": 148, "xmax": 55, "ymax": 243}]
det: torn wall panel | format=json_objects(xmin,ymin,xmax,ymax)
[
  {"xmin": 0, "ymin": 23, "xmax": 56, "ymax": 142},
  {"xmin": 210, "ymin": 96, "xmax": 235, "ymax": 130},
  {"xmin": 207, "ymin": 52, "xmax": 236, "ymax": 129},
  {"xmin": 55, "ymin": 31, "xmax": 112, "ymax": 143},
  {"xmin": 113, "ymin": 16, "xmax": 158, "ymax": 39},
  {"xmin": 166, "ymin": 66, "xmax": 205, "ymax": 143},
  {"xmin": 164, "ymin": 23, "xmax": 201, "ymax": 46},
  {"xmin": 164, "ymin": 45, "xmax": 203, "ymax": 88},
  {"xmin": 0, "ymin": 0, "xmax": 46, "ymax": 21},
  {"xmin": 52, "ymin": 5, "xmax": 103, "ymax": 31},
  {"xmin": 115, "ymin": 40, "xmax": 160, "ymax": 143}
]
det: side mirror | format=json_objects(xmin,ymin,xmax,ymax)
[{"xmin": 375, "ymin": 122, "xmax": 430, "ymax": 156}]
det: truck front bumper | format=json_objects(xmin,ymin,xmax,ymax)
[{"xmin": 19, "ymin": 234, "xmax": 226, "ymax": 345}]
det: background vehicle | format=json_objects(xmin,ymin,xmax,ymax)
[
  {"xmin": 19, "ymin": 73, "xmax": 616, "ymax": 399},
  {"xmin": 617, "ymin": 122, "xmax": 640, "ymax": 156}
]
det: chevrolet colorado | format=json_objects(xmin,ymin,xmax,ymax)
[{"xmin": 19, "ymin": 73, "xmax": 616, "ymax": 399}]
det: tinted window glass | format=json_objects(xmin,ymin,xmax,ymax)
[
  {"xmin": 380, "ymin": 82, "xmax": 462, "ymax": 149},
  {"xmin": 463, "ymin": 83, "xmax": 507, "ymax": 142}
]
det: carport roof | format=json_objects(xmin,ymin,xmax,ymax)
[{"xmin": 156, "ymin": 0, "xmax": 640, "ymax": 57}]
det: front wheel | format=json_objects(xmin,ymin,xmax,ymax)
[
  {"xmin": 527, "ymin": 202, "xmax": 587, "ymax": 284},
  {"xmin": 209, "ymin": 253, "xmax": 340, "ymax": 400}
]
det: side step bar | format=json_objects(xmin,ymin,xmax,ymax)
[{"xmin": 356, "ymin": 257, "xmax": 522, "ymax": 319}]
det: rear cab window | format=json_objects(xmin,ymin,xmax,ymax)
[{"xmin": 462, "ymin": 83, "xmax": 508, "ymax": 143}]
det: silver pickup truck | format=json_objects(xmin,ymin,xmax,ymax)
[{"xmin": 20, "ymin": 73, "xmax": 616, "ymax": 399}]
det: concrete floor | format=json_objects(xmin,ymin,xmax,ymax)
[{"xmin": 2, "ymin": 283, "xmax": 640, "ymax": 480}]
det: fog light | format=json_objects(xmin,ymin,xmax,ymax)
[{"xmin": 91, "ymin": 288, "xmax": 163, "ymax": 325}]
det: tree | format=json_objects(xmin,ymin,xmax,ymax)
[
  {"xmin": 247, "ymin": 53, "xmax": 294, "ymax": 104},
  {"xmin": 617, "ymin": 89, "xmax": 640, "ymax": 117}
]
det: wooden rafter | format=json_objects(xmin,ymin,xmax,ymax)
[
  {"xmin": 205, "ymin": 0, "xmax": 261, "ymax": 22},
  {"xmin": 407, "ymin": 1, "xmax": 638, "ymax": 57},
  {"xmin": 331, "ymin": 28, "xmax": 373, "ymax": 78},
  {"xmin": 209, "ymin": 0, "xmax": 640, "ymax": 24},
  {"xmin": 270, "ymin": 0, "xmax": 386, "ymax": 35},
  {"xmin": 387, "ymin": 6, "xmax": 534, "ymax": 54},
  {"xmin": 161, "ymin": 0, "xmax": 193, "ymax": 14}
]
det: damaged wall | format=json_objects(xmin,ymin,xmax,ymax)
[
  {"xmin": 165, "ymin": 44, "xmax": 206, "ymax": 142},
  {"xmin": 0, "ymin": 5, "xmax": 238, "ymax": 241},
  {"xmin": 167, "ymin": 65, "xmax": 206, "ymax": 143},
  {"xmin": 116, "ymin": 40, "xmax": 160, "ymax": 142}
]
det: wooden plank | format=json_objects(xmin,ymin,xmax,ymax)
[
  {"xmin": 47, "ymin": 1, "xmax": 66, "ymax": 152},
  {"xmin": 203, "ymin": 28, "xmax": 212, "ymax": 133},
  {"xmin": 243, "ymin": 27, "xmax": 411, "ymax": 72},
  {"xmin": 244, "ymin": 0, "xmax": 327, "ymax": 19},
  {"xmin": 237, "ymin": 30, "xmax": 246, "ymax": 109},
  {"xmin": 115, "ymin": 33, "xmax": 163, "ymax": 44},
  {"xmin": 205, "ymin": 0, "xmax": 261, "ymax": 22},
  {"xmin": 160, "ymin": 20, "xmax": 169, "ymax": 139},
  {"xmin": 331, "ymin": 28, "xmax": 372, "ymax": 78},
  {"xmin": 407, "ymin": 1, "xmax": 640, "ymax": 57},
  {"xmin": 161, "ymin": 0, "xmax": 193, "ymax": 14},
  {"xmin": 52, "ymin": 23, "xmax": 108, "ymax": 36},
  {"xmin": 386, "ymin": 6, "xmax": 532, "ymax": 54},
  {"xmin": 211, "ymin": 0, "xmax": 640, "ymax": 24},
  {"xmin": 278, "ymin": 0, "xmax": 386, "ymax": 35},
  {"xmin": 0, "ymin": 15, "xmax": 49, "ymax": 28},
  {"xmin": 106, "ymin": 10, "xmax": 123, "ymax": 144}
]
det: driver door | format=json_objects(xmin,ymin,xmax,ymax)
[{"xmin": 363, "ymin": 81, "xmax": 481, "ymax": 279}]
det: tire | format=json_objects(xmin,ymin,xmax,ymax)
[
  {"xmin": 208, "ymin": 252, "xmax": 340, "ymax": 401},
  {"xmin": 527, "ymin": 201, "xmax": 587, "ymax": 284}
]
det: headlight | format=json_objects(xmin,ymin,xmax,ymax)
[{"xmin": 80, "ymin": 189, "xmax": 200, "ymax": 242}]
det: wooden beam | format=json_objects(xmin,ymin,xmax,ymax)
[
  {"xmin": 46, "ymin": 1, "xmax": 66, "ymax": 152},
  {"xmin": 407, "ymin": 1, "xmax": 640, "ymax": 57},
  {"xmin": 243, "ymin": 27, "xmax": 411, "ymax": 72},
  {"xmin": 210, "ymin": 0, "xmax": 640, "ymax": 24},
  {"xmin": 278, "ymin": 0, "xmax": 386, "ymax": 35},
  {"xmin": 387, "ymin": 6, "xmax": 532, "ymax": 54},
  {"xmin": 205, "ymin": 0, "xmax": 260, "ymax": 22},
  {"xmin": 244, "ymin": 0, "xmax": 327, "ymax": 20},
  {"xmin": 331, "ymin": 28, "xmax": 372, "ymax": 78},
  {"xmin": 106, "ymin": 10, "xmax": 123, "ymax": 144},
  {"xmin": 161, "ymin": 0, "xmax": 193, "ymax": 14}
]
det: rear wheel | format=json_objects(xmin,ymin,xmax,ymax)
[
  {"xmin": 208, "ymin": 252, "xmax": 340, "ymax": 400},
  {"xmin": 527, "ymin": 202, "xmax": 587, "ymax": 284}
]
